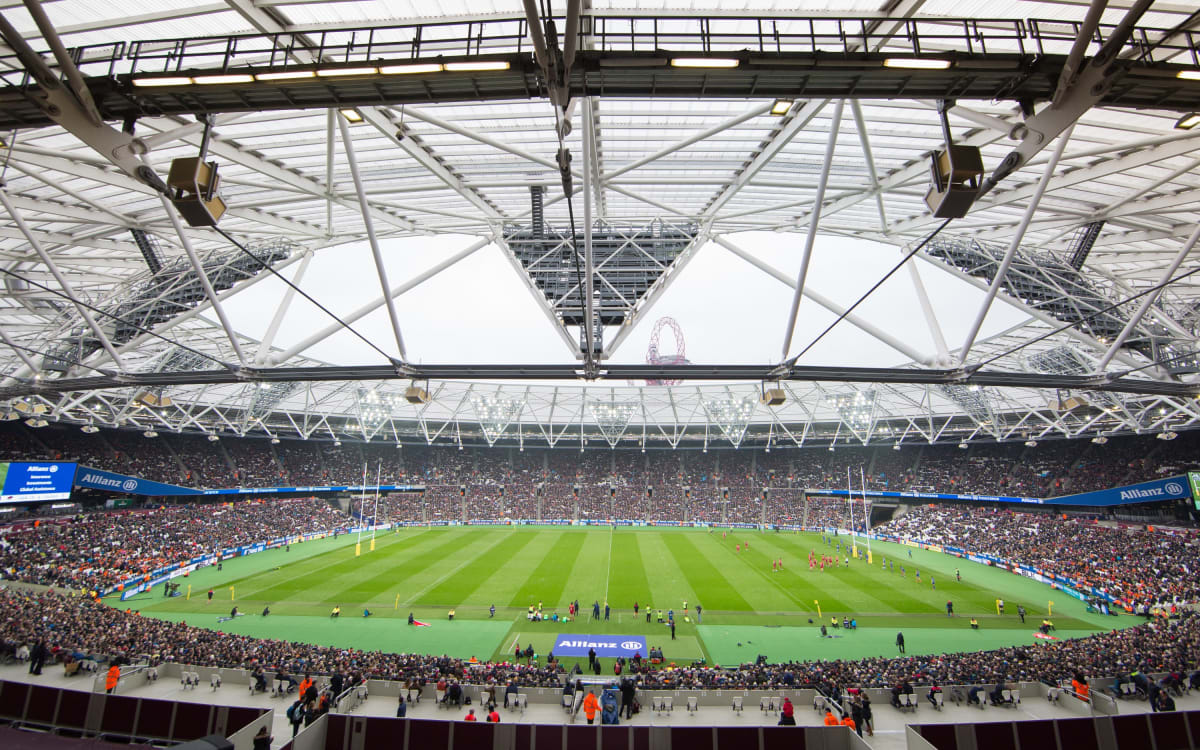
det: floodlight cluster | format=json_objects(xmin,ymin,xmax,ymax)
[
  {"xmin": 355, "ymin": 388, "xmax": 399, "ymax": 428},
  {"xmin": 828, "ymin": 390, "xmax": 876, "ymax": 431}
]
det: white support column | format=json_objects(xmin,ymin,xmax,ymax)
[
  {"xmin": 157, "ymin": 192, "xmax": 249, "ymax": 366},
  {"xmin": 959, "ymin": 124, "xmax": 1075, "ymax": 363},
  {"xmin": 269, "ymin": 236, "xmax": 491, "ymax": 364},
  {"xmin": 336, "ymin": 114, "xmax": 408, "ymax": 362},
  {"xmin": 325, "ymin": 109, "xmax": 336, "ymax": 235},
  {"xmin": 849, "ymin": 100, "xmax": 887, "ymax": 233},
  {"xmin": 0, "ymin": 326, "xmax": 40, "ymax": 375},
  {"xmin": 780, "ymin": 99, "xmax": 844, "ymax": 360},
  {"xmin": 582, "ymin": 96, "xmax": 597, "ymax": 359},
  {"xmin": 714, "ymin": 234, "xmax": 932, "ymax": 366},
  {"xmin": 255, "ymin": 250, "xmax": 314, "ymax": 365},
  {"xmin": 0, "ymin": 187, "xmax": 128, "ymax": 373},
  {"xmin": 1095, "ymin": 223, "xmax": 1200, "ymax": 373}
]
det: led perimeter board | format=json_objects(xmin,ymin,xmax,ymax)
[{"xmin": 0, "ymin": 462, "xmax": 77, "ymax": 503}]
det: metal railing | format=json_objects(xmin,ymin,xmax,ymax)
[{"xmin": 1, "ymin": 14, "xmax": 1196, "ymax": 86}]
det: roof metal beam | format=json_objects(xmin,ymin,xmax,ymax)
[
  {"xmin": 1095, "ymin": 223, "xmax": 1200, "ymax": 372},
  {"xmin": 268, "ymin": 236, "xmax": 491, "ymax": 365},
  {"xmin": 960, "ymin": 124, "xmax": 1075, "ymax": 364},
  {"xmin": 0, "ymin": 187, "xmax": 129, "ymax": 374},
  {"xmin": 714, "ymin": 234, "xmax": 933, "ymax": 367},
  {"xmin": 781, "ymin": 99, "xmax": 844, "ymax": 361},
  {"xmin": 336, "ymin": 113, "xmax": 407, "ymax": 362}
]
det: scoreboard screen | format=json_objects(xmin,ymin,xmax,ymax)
[{"xmin": 0, "ymin": 462, "xmax": 76, "ymax": 503}]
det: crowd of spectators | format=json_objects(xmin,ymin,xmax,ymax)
[
  {"xmin": 2, "ymin": 586, "xmax": 1197, "ymax": 697},
  {"xmin": 876, "ymin": 505, "xmax": 1199, "ymax": 610},
  {"xmin": 0, "ymin": 499, "xmax": 346, "ymax": 591},
  {"xmin": 5, "ymin": 423, "xmax": 1197, "ymax": 503},
  {"xmin": 0, "ymin": 588, "xmax": 564, "ymax": 689}
]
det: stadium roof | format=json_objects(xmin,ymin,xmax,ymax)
[{"xmin": 0, "ymin": 0, "xmax": 1199, "ymax": 449}]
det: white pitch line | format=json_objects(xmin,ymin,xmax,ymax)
[{"xmin": 603, "ymin": 524, "xmax": 615, "ymax": 605}]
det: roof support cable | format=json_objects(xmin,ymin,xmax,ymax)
[
  {"xmin": 210, "ymin": 226, "xmax": 403, "ymax": 370},
  {"xmin": 783, "ymin": 218, "xmax": 953, "ymax": 370}
]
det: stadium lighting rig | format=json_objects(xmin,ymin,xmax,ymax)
[
  {"xmin": 828, "ymin": 390, "xmax": 876, "ymax": 433},
  {"xmin": 589, "ymin": 400, "xmax": 638, "ymax": 447},
  {"xmin": 703, "ymin": 396, "xmax": 757, "ymax": 447},
  {"xmin": 470, "ymin": 393, "xmax": 525, "ymax": 445}
]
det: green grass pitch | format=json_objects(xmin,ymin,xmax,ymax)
[{"xmin": 120, "ymin": 526, "xmax": 1133, "ymax": 667}]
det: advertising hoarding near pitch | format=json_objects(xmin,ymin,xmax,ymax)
[
  {"xmin": 0, "ymin": 462, "xmax": 76, "ymax": 503},
  {"xmin": 552, "ymin": 635, "xmax": 647, "ymax": 658},
  {"xmin": 1190, "ymin": 471, "xmax": 1200, "ymax": 511}
]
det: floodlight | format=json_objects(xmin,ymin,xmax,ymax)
[
  {"xmin": 670, "ymin": 58, "xmax": 739, "ymax": 68},
  {"xmin": 132, "ymin": 76, "xmax": 192, "ymax": 87},
  {"xmin": 380, "ymin": 63, "xmax": 444, "ymax": 75},
  {"xmin": 1175, "ymin": 113, "xmax": 1200, "ymax": 130},
  {"xmin": 1091, "ymin": 436, "xmax": 1108, "ymax": 444},
  {"xmin": 339, "ymin": 108, "xmax": 364, "ymax": 123},
  {"xmin": 144, "ymin": 430, "xmax": 158, "ymax": 438},
  {"xmin": 333, "ymin": 440, "xmax": 342, "ymax": 447},
  {"xmin": 770, "ymin": 99, "xmax": 793, "ymax": 116},
  {"xmin": 883, "ymin": 58, "xmax": 952, "ymax": 70},
  {"xmin": 254, "ymin": 70, "xmax": 316, "ymax": 81},
  {"xmin": 315, "ymin": 67, "xmax": 379, "ymax": 77},
  {"xmin": 270, "ymin": 438, "xmax": 280, "ymax": 445},
  {"xmin": 1158, "ymin": 431, "xmax": 1178, "ymax": 441},
  {"xmin": 81, "ymin": 424, "xmax": 99, "ymax": 434},
  {"xmin": 958, "ymin": 442, "xmax": 968, "ymax": 449},
  {"xmin": 893, "ymin": 444, "xmax": 901, "ymax": 451},
  {"xmin": 1177, "ymin": 70, "xmax": 1200, "ymax": 81},
  {"xmin": 1024, "ymin": 440, "xmax": 1037, "ymax": 447},
  {"xmin": 25, "ymin": 418, "xmax": 47, "ymax": 428},
  {"xmin": 207, "ymin": 434, "xmax": 220, "ymax": 442},
  {"xmin": 444, "ymin": 61, "xmax": 510, "ymax": 72},
  {"xmin": 193, "ymin": 74, "xmax": 254, "ymax": 85}
]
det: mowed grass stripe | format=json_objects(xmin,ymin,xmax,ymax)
[
  {"xmin": 698, "ymin": 534, "xmax": 830, "ymax": 612},
  {"xmin": 507, "ymin": 532, "xmax": 586, "ymax": 608},
  {"xmin": 660, "ymin": 534, "xmax": 752, "ymax": 612},
  {"xmin": 562, "ymin": 529, "xmax": 615, "ymax": 614},
  {"xmin": 636, "ymin": 532, "xmax": 696, "ymax": 613},
  {"xmin": 322, "ymin": 534, "xmax": 481, "ymax": 605},
  {"xmin": 241, "ymin": 530, "xmax": 442, "ymax": 603},
  {"xmin": 298, "ymin": 531, "xmax": 476, "ymax": 606},
  {"xmin": 605, "ymin": 531, "xmax": 653, "ymax": 617},
  {"xmin": 748, "ymin": 536, "xmax": 913, "ymax": 614},
  {"xmin": 226, "ymin": 530, "xmax": 429, "ymax": 599},
  {"xmin": 449, "ymin": 530, "xmax": 557, "ymax": 608},
  {"xmin": 761, "ymin": 534, "xmax": 936, "ymax": 613},
  {"xmin": 415, "ymin": 531, "xmax": 539, "ymax": 606}
]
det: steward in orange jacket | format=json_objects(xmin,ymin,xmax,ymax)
[
  {"xmin": 582, "ymin": 691, "xmax": 600, "ymax": 724},
  {"xmin": 105, "ymin": 664, "xmax": 120, "ymax": 693}
]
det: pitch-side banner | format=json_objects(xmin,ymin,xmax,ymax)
[
  {"xmin": 552, "ymin": 635, "xmax": 647, "ymax": 658},
  {"xmin": 1045, "ymin": 474, "xmax": 1191, "ymax": 507},
  {"xmin": 75, "ymin": 466, "xmax": 422, "ymax": 497}
]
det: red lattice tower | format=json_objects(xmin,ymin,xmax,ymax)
[{"xmin": 645, "ymin": 316, "xmax": 690, "ymax": 385}]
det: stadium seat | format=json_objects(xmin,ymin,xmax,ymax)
[
  {"xmin": 272, "ymin": 679, "xmax": 285, "ymax": 697},
  {"xmin": 210, "ymin": 673, "xmax": 221, "ymax": 691},
  {"xmin": 181, "ymin": 671, "xmax": 198, "ymax": 690},
  {"xmin": 687, "ymin": 696, "xmax": 698, "ymax": 713},
  {"xmin": 1001, "ymin": 689, "xmax": 1016, "ymax": 706},
  {"xmin": 514, "ymin": 694, "xmax": 528, "ymax": 712},
  {"xmin": 932, "ymin": 692, "xmax": 944, "ymax": 710},
  {"xmin": 436, "ymin": 687, "xmax": 446, "ymax": 706},
  {"xmin": 562, "ymin": 693, "xmax": 573, "ymax": 712},
  {"xmin": 731, "ymin": 696, "xmax": 743, "ymax": 713},
  {"xmin": 662, "ymin": 697, "xmax": 673, "ymax": 713},
  {"xmin": 145, "ymin": 667, "xmax": 158, "ymax": 682},
  {"xmin": 760, "ymin": 696, "xmax": 776, "ymax": 712}
]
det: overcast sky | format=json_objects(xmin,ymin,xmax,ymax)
[{"xmin": 214, "ymin": 231, "xmax": 1029, "ymax": 374}]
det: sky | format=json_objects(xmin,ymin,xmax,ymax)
[{"xmin": 213, "ymin": 230, "xmax": 1030, "ymax": 375}]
